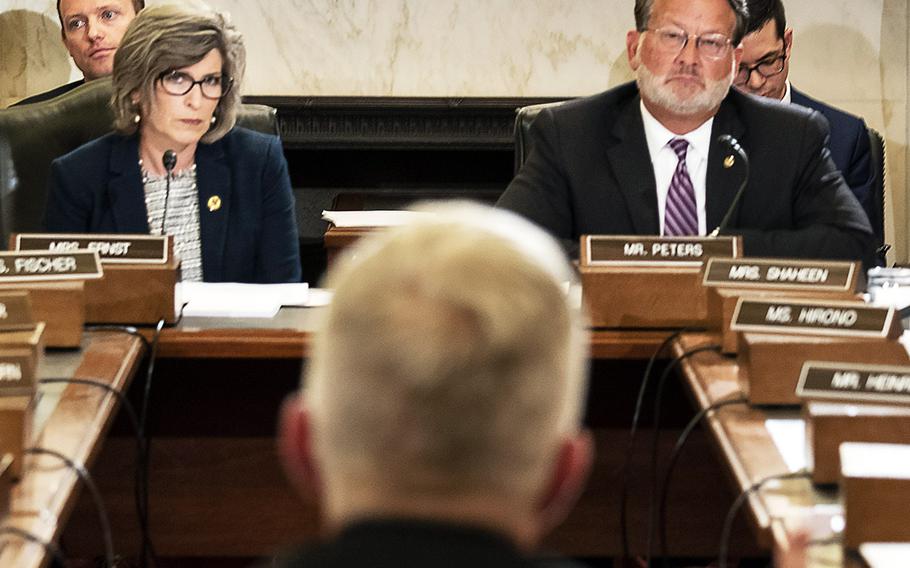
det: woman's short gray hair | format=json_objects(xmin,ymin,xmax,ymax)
[{"xmin": 111, "ymin": 3, "xmax": 246, "ymax": 143}]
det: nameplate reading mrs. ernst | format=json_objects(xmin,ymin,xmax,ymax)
[
  {"xmin": 0, "ymin": 251, "xmax": 102, "ymax": 283},
  {"xmin": 730, "ymin": 298, "xmax": 894, "ymax": 338},
  {"xmin": 584, "ymin": 236, "xmax": 739, "ymax": 267},
  {"xmin": 0, "ymin": 292, "xmax": 34, "ymax": 331},
  {"xmin": 15, "ymin": 234, "xmax": 168, "ymax": 264},
  {"xmin": 703, "ymin": 258, "xmax": 855, "ymax": 291},
  {"xmin": 797, "ymin": 361, "xmax": 910, "ymax": 405}
]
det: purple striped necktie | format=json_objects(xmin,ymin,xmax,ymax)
[{"xmin": 663, "ymin": 138, "xmax": 699, "ymax": 236}]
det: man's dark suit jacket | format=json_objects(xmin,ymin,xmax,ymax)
[
  {"xmin": 497, "ymin": 82, "xmax": 873, "ymax": 266},
  {"xmin": 45, "ymin": 127, "xmax": 302, "ymax": 283},
  {"xmin": 265, "ymin": 519, "xmax": 585, "ymax": 568},
  {"xmin": 790, "ymin": 87, "xmax": 876, "ymax": 240},
  {"xmin": 11, "ymin": 80, "xmax": 84, "ymax": 107}
]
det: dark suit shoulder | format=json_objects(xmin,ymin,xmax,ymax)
[{"xmin": 790, "ymin": 88, "xmax": 866, "ymax": 130}]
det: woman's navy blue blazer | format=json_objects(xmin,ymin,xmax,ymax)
[{"xmin": 45, "ymin": 127, "xmax": 302, "ymax": 283}]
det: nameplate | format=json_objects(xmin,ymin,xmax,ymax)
[
  {"xmin": 14, "ymin": 234, "xmax": 168, "ymax": 264},
  {"xmin": 0, "ymin": 251, "xmax": 102, "ymax": 282},
  {"xmin": 584, "ymin": 236, "xmax": 739, "ymax": 267},
  {"xmin": 0, "ymin": 293, "xmax": 34, "ymax": 332},
  {"xmin": 730, "ymin": 298, "xmax": 894, "ymax": 338},
  {"xmin": 0, "ymin": 354, "xmax": 35, "ymax": 396},
  {"xmin": 797, "ymin": 361, "xmax": 910, "ymax": 405},
  {"xmin": 703, "ymin": 258, "xmax": 856, "ymax": 291}
]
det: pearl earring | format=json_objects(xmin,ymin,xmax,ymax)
[
  {"xmin": 210, "ymin": 115, "xmax": 217, "ymax": 125},
  {"xmin": 134, "ymin": 114, "xmax": 141, "ymax": 124}
]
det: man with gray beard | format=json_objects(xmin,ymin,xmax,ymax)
[{"xmin": 498, "ymin": 0, "xmax": 872, "ymax": 266}]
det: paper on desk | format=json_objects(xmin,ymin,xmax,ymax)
[
  {"xmin": 764, "ymin": 419, "xmax": 807, "ymax": 472},
  {"xmin": 176, "ymin": 282, "xmax": 309, "ymax": 318},
  {"xmin": 322, "ymin": 210, "xmax": 432, "ymax": 228}
]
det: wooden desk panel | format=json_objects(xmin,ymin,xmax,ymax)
[
  {"xmin": 155, "ymin": 305, "xmax": 674, "ymax": 360},
  {"xmin": 674, "ymin": 333, "xmax": 843, "ymax": 564},
  {"xmin": 0, "ymin": 333, "xmax": 144, "ymax": 568}
]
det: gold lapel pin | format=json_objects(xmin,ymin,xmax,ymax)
[
  {"xmin": 207, "ymin": 195, "xmax": 222, "ymax": 212},
  {"xmin": 723, "ymin": 155, "xmax": 736, "ymax": 169}
]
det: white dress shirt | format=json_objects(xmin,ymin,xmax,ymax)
[{"xmin": 640, "ymin": 101, "xmax": 714, "ymax": 235}]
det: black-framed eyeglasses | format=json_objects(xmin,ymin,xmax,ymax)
[
  {"xmin": 645, "ymin": 27, "xmax": 733, "ymax": 60},
  {"xmin": 157, "ymin": 70, "xmax": 234, "ymax": 100},
  {"xmin": 733, "ymin": 55, "xmax": 786, "ymax": 85}
]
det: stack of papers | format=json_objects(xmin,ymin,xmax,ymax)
[
  {"xmin": 176, "ymin": 282, "xmax": 310, "ymax": 318},
  {"xmin": 322, "ymin": 210, "xmax": 432, "ymax": 228}
]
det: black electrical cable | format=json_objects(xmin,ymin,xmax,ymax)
[
  {"xmin": 658, "ymin": 396, "xmax": 749, "ymax": 565},
  {"xmin": 25, "ymin": 447, "xmax": 115, "ymax": 567},
  {"xmin": 646, "ymin": 343, "xmax": 721, "ymax": 567},
  {"xmin": 619, "ymin": 329, "xmax": 685, "ymax": 560},
  {"xmin": 82, "ymin": 320, "xmax": 165, "ymax": 567},
  {"xmin": 0, "ymin": 525, "xmax": 67, "ymax": 565},
  {"xmin": 135, "ymin": 318, "xmax": 165, "ymax": 568},
  {"xmin": 38, "ymin": 376, "xmax": 146, "ymax": 565},
  {"xmin": 718, "ymin": 470, "xmax": 812, "ymax": 568}
]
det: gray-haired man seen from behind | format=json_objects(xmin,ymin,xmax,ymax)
[{"xmin": 273, "ymin": 202, "xmax": 593, "ymax": 568}]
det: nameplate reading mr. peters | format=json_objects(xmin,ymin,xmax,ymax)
[
  {"xmin": 584, "ymin": 236, "xmax": 739, "ymax": 267},
  {"xmin": 730, "ymin": 298, "xmax": 895, "ymax": 338},
  {"xmin": 797, "ymin": 361, "xmax": 910, "ymax": 406},
  {"xmin": 0, "ymin": 251, "xmax": 102, "ymax": 282},
  {"xmin": 15, "ymin": 234, "xmax": 168, "ymax": 264},
  {"xmin": 703, "ymin": 258, "xmax": 855, "ymax": 291}
]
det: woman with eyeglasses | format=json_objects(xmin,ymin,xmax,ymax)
[{"xmin": 45, "ymin": 3, "xmax": 301, "ymax": 283}]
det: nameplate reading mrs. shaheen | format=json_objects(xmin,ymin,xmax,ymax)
[
  {"xmin": 730, "ymin": 298, "xmax": 895, "ymax": 338},
  {"xmin": 14, "ymin": 233, "xmax": 168, "ymax": 264},
  {"xmin": 702, "ymin": 258, "xmax": 856, "ymax": 291},
  {"xmin": 797, "ymin": 361, "xmax": 910, "ymax": 406},
  {"xmin": 584, "ymin": 236, "xmax": 739, "ymax": 267},
  {"xmin": 0, "ymin": 292, "xmax": 34, "ymax": 332},
  {"xmin": 0, "ymin": 251, "xmax": 102, "ymax": 283}
]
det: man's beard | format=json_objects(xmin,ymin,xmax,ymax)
[{"xmin": 636, "ymin": 62, "xmax": 734, "ymax": 117}]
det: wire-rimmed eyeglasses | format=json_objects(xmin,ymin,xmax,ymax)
[{"xmin": 645, "ymin": 27, "xmax": 733, "ymax": 60}]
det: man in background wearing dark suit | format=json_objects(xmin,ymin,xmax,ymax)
[
  {"xmin": 735, "ymin": 0, "xmax": 876, "ymax": 241},
  {"xmin": 274, "ymin": 203, "xmax": 592, "ymax": 568},
  {"xmin": 13, "ymin": 0, "xmax": 142, "ymax": 106},
  {"xmin": 498, "ymin": 0, "xmax": 873, "ymax": 266}
]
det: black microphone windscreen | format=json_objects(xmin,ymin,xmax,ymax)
[{"xmin": 162, "ymin": 150, "xmax": 177, "ymax": 173}]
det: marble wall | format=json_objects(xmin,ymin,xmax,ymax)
[{"xmin": 1, "ymin": 0, "xmax": 908, "ymax": 260}]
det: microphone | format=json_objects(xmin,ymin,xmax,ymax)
[
  {"xmin": 160, "ymin": 150, "xmax": 177, "ymax": 235},
  {"xmin": 708, "ymin": 134, "xmax": 750, "ymax": 237}
]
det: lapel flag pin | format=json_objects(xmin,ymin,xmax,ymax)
[
  {"xmin": 723, "ymin": 155, "xmax": 736, "ymax": 168},
  {"xmin": 207, "ymin": 195, "xmax": 222, "ymax": 212}
]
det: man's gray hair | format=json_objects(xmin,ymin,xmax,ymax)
[
  {"xmin": 110, "ymin": 3, "xmax": 245, "ymax": 143},
  {"xmin": 305, "ymin": 202, "xmax": 589, "ymax": 503},
  {"xmin": 634, "ymin": 0, "xmax": 749, "ymax": 44}
]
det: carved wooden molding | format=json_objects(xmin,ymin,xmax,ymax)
[{"xmin": 242, "ymin": 96, "xmax": 567, "ymax": 150}]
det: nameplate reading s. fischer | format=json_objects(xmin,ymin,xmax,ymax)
[
  {"xmin": 797, "ymin": 361, "xmax": 910, "ymax": 405},
  {"xmin": 584, "ymin": 236, "xmax": 739, "ymax": 267},
  {"xmin": 703, "ymin": 258, "xmax": 856, "ymax": 291},
  {"xmin": 730, "ymin": 298, "xmax": 895, "ymax": 338},
  {"xmin": 0, "ymin": 250, "xmax": 102, "ymax": 282},
  {"xmin": 0, "ymin": 292, "xmax": 34, "ymax": 331},
  {"xmin": 14, "ymin": 233, "xmax": 168, "ymax": 264}
]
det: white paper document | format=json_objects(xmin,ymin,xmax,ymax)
[
  {"xmin": 764, "ymin": 418, "xmax": 807, "ymax": 472},
  {"xmin": 176, "ymin": 282, "xmax": 310, "ymax": 318},
  {"xmin": 322, "ymin": 210, "xmax": 432, "ymax": 228}
]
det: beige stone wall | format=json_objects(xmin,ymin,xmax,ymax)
[{"xmin": 1, "ymin": 0, "xmax": 907, "ymax": 261}]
